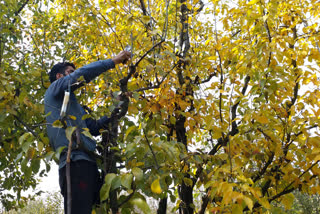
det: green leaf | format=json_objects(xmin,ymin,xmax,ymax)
[
  {"xmin": 52, "ymin": 119, "xmax": 64, "ymax": 128},
  {"xmin": 164, "ymin": 50, "xmax": 176, "ymax": 61},
  {"xmin": 183, "ymin": 178, "xmax": 193, "ymax": 187},
  {"xmin": 14, "ymin": 152, "xmax": 23, "ymax": 163},
  {"xmin": 100, "ymin": 173, "xmax": 116, "ymax": 202},
  {"xmin": 21, "ymin": 141, "xmax": 32, "ymax": 153},
  {"xmin": 40, "ymin": 134, "xmax": 49, "ymax": 145},
  {"xmin": 82, "ymin": 128, "xmax": 94, "ymax": 140},
  {"xmin": 43, "ymin": 111, "xmax": 51, "ymax": 118},
  {"xmin": 24, "ymin": 166, "xmax": 32, "ymax": 179},
  {"xmin": 19, "ymin": 133, "xmax": 31, "ymax": 144},
  {"xmin": 129, "ymin": 198, "xmax": 151, "ymax": 214},
  {"xmin": 31, "ymin": 159, "xmax": 40, "ymax": 174},
  {"xmin": 55, "ymin": 146, "xmax": 66, "ymax": 160},
  {"xmin": 111, "ymin": 176, "xmax": 121, "ymax": 191},
  {"xmin": 81, "ymin": 114, "xmax": 91, "ymax": 120},
  {"xmin": 45, "ymin": 151, "xmax": 55, "ymax": 162},
  {"xmin": 121, "ymin": 174, "xmax": 133, "ymax": 190},
  {"xmin": 132, "ymin": 92, "xmax": 140, "ymax": 100},
  {"xmin": 65, "ymin": 126, "xmax": 76, "ymax": 142},
  {"xmin": 37, "ymin": 141, "xmax": 44, "ymax": 152},
  {"xmin": 124, "ymin": 126, "xmax": 136, "ymax": 140},
  {"xmin": 132, "ymin": 167, "xmax": 143, "ymax": 181},
  {"xmin": 169, "ymin": 116, "xmax": 176, "ymax": 125}
]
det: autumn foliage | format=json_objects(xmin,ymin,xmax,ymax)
[{"xmin": 1, "ymin": 0, "xmax": 320, "ymax": 213}]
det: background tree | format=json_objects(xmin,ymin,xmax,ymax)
[
  {"xmin": 4, "ymin": 191, "xmax": 63, "ymax": 214},
  {"xmin": 1, "ymin": 0, "xmax": 320, "ymax": 213},
  {"xmin": 272, "ymin": 191, "xmax": 320, "ymax": 213}
]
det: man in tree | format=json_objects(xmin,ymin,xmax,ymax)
[{"xmin": 44, "ymin": 51, "xmax": 131, "ymax": 214}]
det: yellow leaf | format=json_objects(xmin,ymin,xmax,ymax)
[
  {"xmin": 82, "ymin": 114, "xmax": 91, "ymax": 120},
  {"xmin": 52, "ymin": 120, "xmax": 63, "ymax": 128},
  {"xmin": 281, "ymin": 193, "xmax": 294, "ymax": 210},
  {"xmin": 170, "ymin": 116, "xmax": 176, "ymax": 125},
  {"xmin": 151, "ymin": 178, "xmax": 162, "ymax": 194},
  {"xmin": 183, "ymin": 178, "xmax": 193, "ymax": 187},
  {"xmin": 136, "ymin": 162, "xmax": 145, "ymax": 167},
  {"xmin": 128, "ymin": 105, "xmax": 139, "ymax": 114},
  {"xmin": 243, "ymin": 196, "xmax": 253, "ymax": 211},
  {"xmin": 259, "ymin": 197, "xmax": 270, "ymax": 209},
  {"xmin": 141, "ymin": 15, "xmax": 151, "ymax": 24},
  {"xmin": 132, "ymin": 167, "xmax": 143, "ymax": 181},
  {"xmin": 248, "ymin": 0, "xmax": 259, "ymax": 5},
  {"xmin": 313, "ymin": 154, "xmax": 320, "ymax": 162},
  {"xmin": 27, "ymin": 148, "xmax": 35, "ymax": 160},
  {"xmin": 178, "ymin": 99, "xmax": 189, "ymax": 111},
  {"xmin": 231, "ymin": 204, "xmax": 243, "ymax": 214},
  {"xmin": 69, "ymin": 115, "xmax": 76, "ymax": 121},
  {"xmin": 256, "ymin": 115, "xmax": 269, "ymax": 124},
  {"xmin": 150, "ymin": 104, "xmax": 160, "ymax": 113}
]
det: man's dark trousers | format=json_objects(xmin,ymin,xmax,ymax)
[{"xmin": 59, "ymin": 160, "xmax": 101, "ymax": 214}]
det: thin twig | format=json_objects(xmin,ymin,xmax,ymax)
[
  {"xmin": 252, "ymin": 152, "xmax": 275, "ymax": 182},
  {"xmin": 92, "ymin": 14, "xmax": 121, "ymax": 79},
  {"xmin": 14, "ymin": 115, "xmax": 38, "ymax": 138},
  {"xmin": 199, "ymin": 72, "xmax": 217, "ymax": 84},
  {"xmin": 135, "ymin": 63, "xmax": 176, "ymax": 92},
  {"xmin": 134, "ymin": 39, "xmax": 165, "ymax": 67},
  {"xmin": 12, "ymin": 0, "xmax": 30, "ymax": 25},
  {"xmin": 87, "ymin": 0, "xmax": 124, "ymax": 50},
  {"xmin": 143, "ymin": 129, "xmax": 159, "ymax": 170},
  {"xmin": 161, "ymin": 0, "xmax": 169, "ymax": 40}
]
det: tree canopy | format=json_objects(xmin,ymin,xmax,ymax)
[{"xmin": 1, "ymin": 0, "xmax": 320, "ymax": 213}]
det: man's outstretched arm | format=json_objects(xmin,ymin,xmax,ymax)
[{"xmin": 49, "ymin": 51, "xmax": 131, "ymax": 97}]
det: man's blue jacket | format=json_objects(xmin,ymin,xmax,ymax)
[{"xmin": 44, "ymin": 59, "xmax": 115, "ymax": 169}]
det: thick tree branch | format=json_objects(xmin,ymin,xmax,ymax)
[
  {"xmin": 195, "ymin": 0, "xmax": 204, "ymax": 14},
  {"xmin": 198, "ymin": 195, "xmax": 210, "ymax": 214},
  {"xmin": 246, "ymin": 160, "xmax": 320, "ymax": 212},
  {"xmin": 179, "ymin": 0, "xmax": 190, "ymax": 57},
  {"xmin": 217, "ymin": 50, "xmax": 224, "ymax": 126},
  {"xmin": 207, "ymin": 75, "xmax": 251, "ymax": 157},
  {"xmin": 157, "ymin": 197, "xmax": 167, "ymax": 214},
  {"xmin": 139, "ymin": 0, "xmax": 148, "ymax": 15},
  {"xmin": 199, "ymin": 72, "xmax": 217, "ymax": 84},
  {"xmin": 231, "ymin": 75, "xmax": 250, "ymax": 135},
  {"xmin": 279, "ymin": 161, "xmax": 319, "ymax": 198},
  {"xmin": 252, "ymin": 152, "xmax": 275, "ymax": 183}
]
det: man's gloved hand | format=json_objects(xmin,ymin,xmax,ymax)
[{"xmin": 112, "ymin": 51, "xmax": 132, "ymax": 65}]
